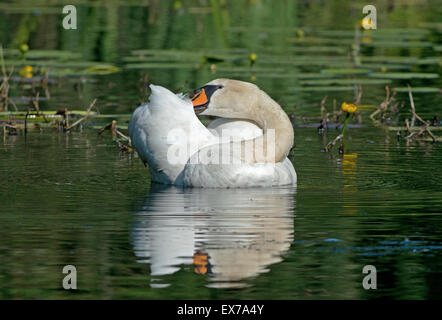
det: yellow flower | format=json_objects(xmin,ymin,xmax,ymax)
[
  {"xmin": 361, "ymin": 36, "xmax": 372, "ymax": 44},
  {"xmin": 249, "ymin": 53, "xmax": 257, "ymax": 63},
  {"xmin": 359, "ymin": 18, "xmax": 372, "ymax": 29},
  {"xmin": 172, "ymin": 0, "xmax": 182, "ymax": 10},
  {"xmin": 209, "ymin": 63, "xmax": 217, "ymax": 74},
  {"xmin": 19, "ymin": 43, "xmax": 29, "ymax": 54},
  {"xmin": 341, "ymin": 102, "xmax": 357, "ymax": 113},
  {"xmin": 19, "ymin": 65, "xmax": 33, "ymax": 78}
]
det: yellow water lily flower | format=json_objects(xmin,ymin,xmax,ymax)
[
  {"xmin": 249, "ymin": 53, "xmax": 257, "ymax": 67},
  {"xmin": 341, "ymin": 102, "xmax": 358, "ymax": 113},
  {"xmin": 359, "ymin": 18, "xmax": 372, "ymax": 29},
  {"xmin": 209, "ymin": 63, "xmax": 217, "ymax": 74},
  {"xmin": 249, "ymin": 53, "xmax": 257, "ymax": 63},
  {"xmin": 19, "ymin": 43, "xmax": 29, "ymax": 54},
  {"xmin": 19, "ymin": 65, "xmax": 33, "ymax": 78}
]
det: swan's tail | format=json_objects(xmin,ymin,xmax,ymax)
[
  {"xmin": 148, "ymin": 84, "xmax": 193, "ymax": 114},
  {"xmin": 129, "ymin": 84, "xmax": 216, "ymax": 185}
]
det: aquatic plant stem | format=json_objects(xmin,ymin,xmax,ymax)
[
  {"xmin": 325, "ymin": 134, "xmax": 344, "ymax": 152},
  {"xmin": 339, "ymin": 113, "xmax": 351, "ymax": 154},
  {"xmin": 408, "ymin": 84, "xmax": 416, "ymax": 127},
  {"xmin": 341, "ymin": 113, "xmax": 350, "ymax": 135},
  {"xmin": 324, "ymin": 113, "xmax": 350, "ymax": 153},
  {"xmin": 66, "ymin": 99, "xmax": 97, "ymax": 131}
]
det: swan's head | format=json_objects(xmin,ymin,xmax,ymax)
[{"xmin": 190, "ymin": 79, "xmax": 261, "ymax": 119}]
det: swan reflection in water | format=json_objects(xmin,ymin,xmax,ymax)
[{"xmin": 131, "ymin": 184, "xmax": 296, "ymax": 288}]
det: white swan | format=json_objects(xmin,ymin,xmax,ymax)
[{"xmin": 128, "ymin": 78, "xmax": 296, "ymax": 188}]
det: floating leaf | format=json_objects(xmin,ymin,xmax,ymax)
[
  {"xmin": 393, "ymin": 87, "xmax": 440, "ymax": 93},
  {"xmin": 356, "ymin": 105, "xmax": 378, "ymax": 110},
  {"xmin": 124, "ymin": 63, "xmax": 198, "ymax": 69},
  {"xmin": 360, "ymin": 63, "xmax": 411, "ymax": 71},
  {"xmin": 293, "ymin": 86, "xmax": 355, "ymax": 92},
  {"xmin": 388, "ymin": 126, "xmax": 442, "ymax": 131},
  {"xmin": 300, "ymin": 78, "xmax": 391, "ymax": 85},
  {"xmin": 84, "ymin": 64, "xmax": 120, "ymax": 75},
  {"xmin": 362, "ymin": 41, "xmax": 432, "ymax": 48},
  {"xmin": 369, "ymin": 72, "xmax": 439, "ymax": 79},
  {"xmin": 26, "ymin": 50, "xmax": 82, "ymax": 60},
  {"xmin": 361, "ymin": 56, "xmax": 419, "ymax": 64},
  {"xmin": 203, "ymin": 56, "xmax": 225, "ymax": 63},
  {"xmin": 321, "ymin": 68, "xmax": 371, "ymax": 75}
]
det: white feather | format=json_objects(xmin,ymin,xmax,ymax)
[{"xmin": 129, "ymin": 84, "xmax": 297, "ymax": 187}]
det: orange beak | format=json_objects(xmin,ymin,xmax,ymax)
[
  {"xmin": 193, "ymin": 252, "xmax": 209, "ymax": 275},
  {"xmin": 191, "ymin": 88, "xmax": 209, "ymax": 107},
  {"xmin": 190, "ymin": 84, "xmax": 223, "ymax": 115}
]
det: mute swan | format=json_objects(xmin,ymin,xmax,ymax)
[{"xmin": 128, "ymin": 78, "xmax": 296, "ymax": 188}]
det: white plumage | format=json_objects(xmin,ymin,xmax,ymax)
[{"xmin": 129, "ymin": 83, "xmax": 297, "ymax": 188}]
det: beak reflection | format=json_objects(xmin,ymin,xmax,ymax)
[{"xmin": 131, "ymin": 184, "xmax": 296, "ymax": 288}]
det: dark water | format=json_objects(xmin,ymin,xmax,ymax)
[
  {"xmin": 0, "ymin": 0, "xmax": 441, "ymax": 299},
  {"xmin": 1, "ymin": 128, "xmax": 441, "ymax": 299}
]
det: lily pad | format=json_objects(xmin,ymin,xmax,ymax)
[
  {"xmin": 356, "ymin": 105, "xmax": 378, "ymax": 110},
  {"xmin": 300, "ymin": 78, "xmax": 391, "ymax": 85},
  {"xmin": 25, "ymin": 50, "xmax": 82, "ymax": 60},
  {"xmin": 294, "ymin": 86, "xmax": 355, "ymax": 92},
  {"xmin": 84, "ymin": 65, "xmax": 120, "ymax": 75},
  {"xmin": 369, "ymin": 72, "xmax": 439, "ymax": 79},
  {"xmin": 361, "ymin": 56, "xmax": 419, "ymax": 64},
  {"xmin": 388, "ymin": 126, "xmax": 442, "ymax": 131},
  {"xmin": 362, "ymin": 41, "xmax": 433, "ymax": 48},
  {"xmin": 124, "ymin": 63, "xmax": 198, "ymax": 69},
  {"xmin": 321, "ymin": 68, "xmax": 372, "ymax": 75},
  {"xmin": 360, "ymin": 63, "xmax": 411, "ymax": 71},
  {"xmin": 393, "ymin": 87, "xmax": 440, "ymax": 93}
]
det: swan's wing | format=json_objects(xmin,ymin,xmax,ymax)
[
  {"xmin": 184, "ymin": 146, "xmax": 297, "ymax": 188},
  {"xmin": 184, "ymin": 118, "xmax": 296, "ymax": 187},
  {"xmin": 207, "ymin": 118, "xmax": 263, "ymax": 141},
  {"xmin": 129, "ymin": 85, "xmax": 216, "ymax": 184},
  {"xmin": 184, "ymin": 160, "xmax": 296, "ymax": 188}
]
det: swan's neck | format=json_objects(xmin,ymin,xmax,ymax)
[{"xmin": 242, "ymin": 91, "xmax": 294, "ymax": 163}]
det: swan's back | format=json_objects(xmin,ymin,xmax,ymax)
[{"xmin": 129, "ymin": 85, "xmax": 215, "ymax": 184}]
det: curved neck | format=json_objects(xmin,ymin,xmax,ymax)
[{"xmin": 241, "ymin": 90, "xmax": 294, "ymax": 163}]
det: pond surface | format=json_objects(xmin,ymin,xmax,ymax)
[{"xmin": 0, "ymin": 0, "xmax": 441, "ymax": 299}]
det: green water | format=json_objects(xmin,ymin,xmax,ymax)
[{"xmin": 0, "ymin": 0, "xmax": 441, "ymax": 299}]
